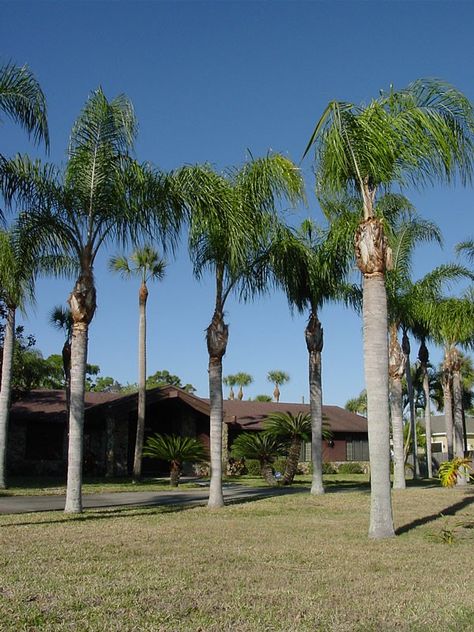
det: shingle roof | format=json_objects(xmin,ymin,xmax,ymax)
[{"xmin": 421, "ymin": 415, "xmax": 474, "ymax": 435}]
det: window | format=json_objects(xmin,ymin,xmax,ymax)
[
  {"xmin": 431, "ymin": 442, "xmax": 443, "ymax": 453},
  {"xmin": 346, "ymin": 436, "xmax": 369, "ymax": 461}
]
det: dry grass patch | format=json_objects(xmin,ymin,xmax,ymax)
[{"xmin": 1, "ymin": 486, "xmax": 473, "ymax": 631}]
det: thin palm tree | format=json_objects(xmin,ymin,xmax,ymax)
[
  {"xmin": 223, "ymin": 374, "xmax": 237, "ymax": 400},
  {"xmin": 270, "ymin": 212, "xmax": 356, "ymax": 495},
  {"xmin": 267, "ymin": 370, "xmax": 290, "ymax": 403},
  {"xmin": 174, "ymin": 154, "xmax": 304, "ymax": 508},
  {"xmin": 234, "ymin": 372, "xmax": 253, "ymax": 401},
  {"xmin": 110, "ymin": 245, "xmax": 166, "ymax": 482},
  {"xmin": 49, "ymin": 305, "xmax": 73, "ymax": 414},
  {"xmin": 1, "ymin": 89, "xmax": 181, "ymax": 511},
  {"xmin": 304, "ymin": 79, "xmax": 474, "ymax": 538},
  {"xmin": 0, "ymin": 61, "xmax": 49, "ymax": 152}
]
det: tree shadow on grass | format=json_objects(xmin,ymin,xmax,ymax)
[{"xmin": 396, "ymin": 492, "xmax": 474, "ymax": 535}]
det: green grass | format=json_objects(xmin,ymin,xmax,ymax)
[{"xmin": 1, "ymin": 485, "xmax": 473, "ymax": 631}]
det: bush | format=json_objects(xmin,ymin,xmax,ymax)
[
  {"xmin": 338, "ymin": 462, "xmax": 364, "ymax": 474},
  {"xmin": 226, "ymin": 458, "xmax": 246, "ymax": 476},
  {"xmin": 272, "ymin": 457, "xmax": 288, "ymax": 476},
  {"xmin": 297, "ymin": 461, "xmax": 313, "ymax": 475},
  {"xmin": 322, "ymin": 462, "xmax": 337, "ymax": 474},
  {"xmin": 244, "ymin": 459, "xmax": 261, "ymax": 476}
]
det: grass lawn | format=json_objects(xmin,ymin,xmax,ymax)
[{"xmin": 1, "ymin": 485, "xmax": 473, "ymax": 631}]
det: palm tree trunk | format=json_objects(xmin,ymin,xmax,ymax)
[
  {"xmin": 169, "ymin": 462, "xmax": 181, "ymax": 487},
  {"xmin": 452, "ymin": 349, "xmax": 468, "ymax": 486},
  {"xmin": 273, "ymin": 385, "xmax": 280, "ymax": 403},
  {"xmin": 133, "ymin": 282, "xmax": 148, "ymax": 481},
  {"xmin": 261, "ymin": 461, "xmax": 278, "ymax": 485},
  {"xmin": 356, "ymin": 215, "xmax": 395, "ymax": 539},
  {"xmin": 402, "ymin": 331, "xmax": 418, "ymax": 478},
  {"xmin": 282, "ymin": 438, "xmax": 301, "ymax": 485},
  {"xmin": 0, "ymin": 306, "xmax": 15, "ymax": 489},
  {"xmin": 422, "ymin": 366, "xmax": 433, "ymax": 479},
  {"xmin": 306, "ymin": 312, "xmax": 324, "ymax": 495},
  {"xmin": 206, "ymin": 302, "xmax": 228, "ymax": 508},
  {"xmin": 442, "ymin": 347, "xmax": 454, "ymax": 460},
  {"xmin": 64, "ymin": 321, "xmax": 88, "ymax": 513},
  {"xmin": 65, "ymin": 266, "xmax": 96, "ymax": 513},
  {"xmin": 389, "ymin": 325, "xmax": 406, "ymax": 490}
]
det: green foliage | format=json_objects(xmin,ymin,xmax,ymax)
[
  {"xmin": 109, "ymin": 245, "xmax": 166, "ymax": 284},
  {"xmin": 338, "ymin": 462, "xmax": 365, "ymax": 474},
  {"xmin": 272, "ymin": 457, "xmax": 288, "ymax": 475},
  {"xmin": 345, "ymin": 390, "xmax": 367, "ymax": 415},
  {"xmin": 243, "ymin": 459, "xmax": 261, "ymax": 476},
  {"xmin": 322, "ymin": 462, "xmax": 337, "ymax": 474},
  {"xmin": 438, "ymin": 458, "xmax": 473, "ymax": 487},
  {"xmin": 143, "ymin": 434, "xmax": 208, "ymax": 465},
  {"xmin": 254, "ymin": 394, "xmax": 272, "ymax": 402},
  {"xmin": 231, "ymin": 432, "xmax": 285, "ymax": 464},
  {"xmin": 145, "ymin": 369, "xmax": 196, "ymax": 393},
  {"xmin": 264, "ymin": 411, "xmax": 312, "ymax": 443},
  {"xmin": 267, "ymin": 370, "xmax": 290, "ymax": 386}
]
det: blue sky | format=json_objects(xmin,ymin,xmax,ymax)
[{"xmin": 1, "ymin": 0, "xmax": 473, "ymax": 405}]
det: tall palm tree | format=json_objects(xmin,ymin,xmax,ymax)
[
  {"xmin": 267, "ymin": 370, "xmax": 290, "ymax": 403},
  {"xmin": 0, "ymin": 227, "xmax": 67, "ymax": 488},
  {"xmin": 174, "ymin": 155, "xmax": 304, "ymax": 508},
  {"xmin": 0, "ymin": 61, "xmax": 49, "ymax": 152},
  {"xmin": 304, "ymin": 79, "xmax": 474, "ymax": 538},
  {"xmin": 110, "ymin": 245, "xmax": 166, "ymax": 482},
  {"xmin": 270, "ymin": 213, "xmax": 356, "ymax": 495},
  {"xmin": 1, "ymin": 89, "xmax": 181, "ymax": 511},
  {"xmin": 223, "ymin": 374, "xmax": 237, "ymax": 400},
  {"xmin": 234, "ymin": 372, "xmax": 253, "ymax": 401}
]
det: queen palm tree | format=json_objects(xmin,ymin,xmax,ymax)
[
  {"xmin": 234, "ymin": 372, "xmax": 253, "ymax": 401},
  {"xmin": 270, "ymin": 212, "xmax": 356, "ymax": 495},
  {"xmin": 304, "ymin": 79, "xmax": 474, "ymax": 538},
  {"xmin": 174, "ymin": 154, "xmax": 304, "ymax": 508},
  {"xmin": 1, "ymin": 89, "xmax": 181, "ymax": 511},
  {"xmin": 267, "ymin": 370, "xmax": 290, "ymax": 403},
  {"xmin": 223, "ymin": 374, "xmax": 237, "ymax": 400},
  {"xmin": 110, "ymin": 245, "xmax": 166, "ymax": 482},
  {"xmin": 0, "ymin": 61, "xmax": 49, "ymax": 153}
]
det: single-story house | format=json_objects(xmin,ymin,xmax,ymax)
[
  {"xmin": 7, "ymin": 386, "xmax": 368, "ymax": 476},
  {"xmin": 423, "ymin": 415, "xmax": 474, "ymax": 456}
]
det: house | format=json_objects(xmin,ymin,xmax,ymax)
[
  {"xmin": 7, "ymin": 386, "xmax": 368, "ymax": 476},
  {"xmin": 424, "ymin": 415, "xmax": 474, "ymax": 456}
]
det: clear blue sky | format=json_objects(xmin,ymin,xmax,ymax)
[{"xmin": 1, "ymin": 0, "xmax": 473, "ymax": 405}]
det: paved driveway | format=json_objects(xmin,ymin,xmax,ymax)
[{"xmin": 0, "ymin": 484, "xmax": 308, "ymax": 515}]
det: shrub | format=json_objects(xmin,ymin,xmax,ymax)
[
  {"xmin": 272, "ymin": 457, "xmax": 288, "ymax": 476},
  {"xmin": 226, "ymin": 458, "xmax": 246, "ymax": 476},
  {"xmin": 297, "ymin": 461, "xmax": 313, "ymax": 475},
  {"xmin": 322, "ymin": 462, "xmax": 336, "ymax": 474},
  {"xmin": 338, "ymin": 462, "xmax": 364, "ymax": 474},
  {"xmin": 244, "ymin": 459, "xmax": 261, "ymax": 476}
]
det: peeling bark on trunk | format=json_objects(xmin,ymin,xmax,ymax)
[
  {"xmin": 170, "ymin": 462, "xmax": 181, "ymax": 487},
  {"xmin": 356, "ymin": 216, "xmax": 394, "ymax": 538},
  {"xmin": 273, "ymin": 385, "xmax": 280, "ymax": 403},
  {"xmin": 133, "ymin": 282, "xmax": 148, "ymax": 482},
  {"xmin": 65, "ymin": 268, "xmax": 96, "ymax": 513},
  {"xmin": 261, "ymin": 461, "xmax": 278, "ymax": 486},
  {"xmin": 207, "ymin": 309, "xmax": 228, "ymax": 508},
  {"xmin": 305, "ymin": 312, "xmax": 324, "ymax": 495},
  {"xmin": 418, "ymin": 340, "xmax": 433, "ymax": 479},
  {"xmin": 389, "ymin": 324, "xmax": 406, "ymax": 490},
  {"xmin": 442, "ymin": 346, "xmax": 454, "ymax": 460},
  {"xmin": 0, "ymin": 306, "xmax": 15, "ymax": 489},
  {"xmin": 402, "ymin": 330, "xmax": 418, "ymax": 479},
  {"xmin": 282, "ymin": 438, "xmax": 302, "ymax": 485}
]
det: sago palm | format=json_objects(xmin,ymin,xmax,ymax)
[
  {"xmin": 230, "ymin": 432, "xmax": 285, "ymax": 486},
  {"xmin": 174, "ymin": 154, "xmax": 304, "ymax": 508},
  {"xmin": 110, "ymin": 245, "xmax": 166, "ymax": 482},
  {"xmin": 1, "ymin": 88, "xmax": 181, "ymax": 511},
  {"xmin": 143, "ymin": 433, "xmax": 208, "ymax": 487},
  {"xmin": 304, "ymin": 79, "xmax": 474, "ymax": 538},
  {"xmin": 267, "ymin": 370, "xmax": 290, "ymax": 403}
]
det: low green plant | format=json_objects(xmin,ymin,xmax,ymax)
[
  {"xmin": 243, "ymin": 459, "xmax": 261, "ymax": 476},
  {"xmin": 322, "ymin": 462, "xmax": 336, "ymax": 474},
  {"xmin": 272, "ymin": 457, "xmax": 288, "ymax": 475},
  {"xmin": 143, "ymin": 434, "xmax": 208, "ymax": 486},
  {"xmin": 338, "ymin": 462, "xmax": 364, "ymax": 474},
  {"xmin": 297, "ymin": 461, "xmax": 313, "ymax": 475},
  {"xmin": 438, "ymin": 457, "xmax": 473, "ymax": 487}
]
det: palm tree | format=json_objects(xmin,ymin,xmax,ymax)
[
  {"xmin": 143, "ymin": 434, "xmax": 208, "ymax": 487},
  {"xmin": 230, "ymin": 432, "xmax": 285, "ymax": 486},
  {"xmin": 0, "ymin": 61, "xmax": 49, "ymax": 152},
  {"xmin": 304, "ymin": 79, "xmax": 474, "ymax": 538},
  {"xmin": 1, "ymin": 89, "xmax": 181, "ymax": 512},
  {"xmin": 223, "ymin": 374, "xmax": 237, "ymax": 400},
  {"xmin": 267, "ymin": 370, "xmax": 290, "ymax": 403},
  {"xmin": 110, "ymin": 245, "xmax": 166, "ymax": 482},
  {"xmin": 345, "ymin": 390, "xmax": 367, "ymax": 415},
  {"xmin": 0, "ymin": 227, "xmax": 66, "ymax": 488},
  {"xmin": 174, "ymin": 154, "xmax": 304, "ymax": 508},
  {"xmin": 234, "ymin": 372, "xmax": 253, "ymax": 401},
  {"xmin": 270, "ymin": 213, "xmax": 356, "ymax": 495},
  {"xmin": 49, "ymin": 305, "xmax": 73, "ymax": 414}
]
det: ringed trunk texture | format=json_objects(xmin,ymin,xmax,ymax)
[
  {"xmin": 133, "ymin": 282, "xmax": 148, "ymax": 481},
  {"xmin": 389, "ymin": 325, "xmax": 406, "ymax": 490},
  {"xmin": 170, "ymin": 462, "xmax": 181, "ymax": 487},
  {"xmin": 452, "ymin": 350, "xmax": 468, "ymax": 486},
  {"xmin": 261, "ymin": 461, "xmax": 278, "ymax": 486},
  {"xmin": 0, "ymin": 306, "xmax": 15, "ymax": 489},
  {"xmin": 418, "ymin": 341, "xmax": 433, "ymax": 479},
  {"xmin": 65, "ymin": 269, "xmax": 96, "ymax": 513},
  {"xmin": 362, "ymin": 275, "xmax": 394, "ymax": 538},
  {"xmin": 306, "ymin": 312, "xmax": 324, "ymax": 495},
  {"xmin": 402, "ymin": 331, "xmax": 418, "ymax": 478},
  {"xmin": 273, "ymin": 385, "xmax": 280, "ymax": 403},
  {"xmin": 206, "ymin": 310, "xmax": 228, "ymax": 508},
  {"xmin": 356, "ymin": 216, "xmax": 394, "ymax": 539},
  {"xmin": 282, "ymin": 438, "xmax": 302, "ymax": 485}
]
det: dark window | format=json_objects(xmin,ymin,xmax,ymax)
[
  {"xmin": 346, "ymin": 436, "xmax": 369, "ymax": 461},
  {"xmin": 431, "ymin": 442, "xmax": 443, "ymax": 453},
  {"xmin": 26, "ymin": 422, "xmax": 64, "ymax": 461}
]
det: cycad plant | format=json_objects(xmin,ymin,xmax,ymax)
[
  {"xmin": 174, "ymin": 154, "xmax": 304, "ymax": 508},
  {"xmin": 304, "ymin": 79, "xmax": 474, "ymax": 538},
  {"xmin": 1, "ymin": 88, "xmax": 181, "ymax": 512},
  {"xmin": 230, "ymin": 432, "xmax": 285, "ymax": 486},
  {"xmin": 267, "ymin": 370, "xmax": 290, "ymax": 403},
  {"xmin": 143, "ymin": 434, "xmax": 208, "ymax": 487},
  {"xmin": 110, "ymin": 245, "xmax": 166, "ymax": 482}
]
